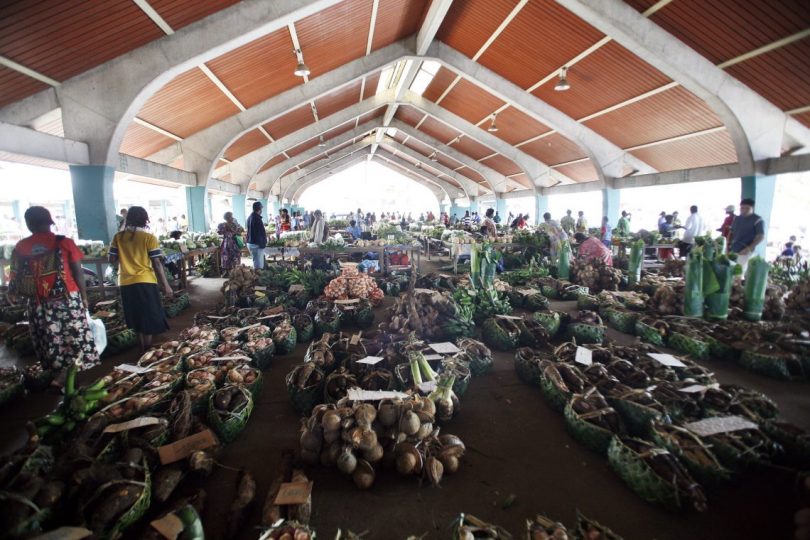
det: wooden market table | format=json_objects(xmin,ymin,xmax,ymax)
[
  {"xmin": 179, "ymin": 247, "xmax": 220, "ymax": 288},
  {"xmin": 296, "ymin": 244, "xmax": 422, "ymax": 275}
]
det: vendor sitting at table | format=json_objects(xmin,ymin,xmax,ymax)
[
  {"xmin": 346, "ymin": 220, "xmax": 362, "ymax": 240},
  {"xmin": 574, "ymin": 232, "xmax": 613, "ymax": 266}
]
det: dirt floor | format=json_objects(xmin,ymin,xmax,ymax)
[{"xmin": 1, "ymin": 260, "xmax": 807, "ymax": 540}]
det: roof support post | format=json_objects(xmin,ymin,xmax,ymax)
[
  {"xmin": 602, "ymin": 186, "xmax": 620, "ymax": 225},
  {"xmin": 185, "ymin": 186, "xmax": 210, "ymax": 233},
  {"xmin": 69, "ymin": 165, "xmax": 117, "ymax": 243},
  {"xmin": 534, "ymin": 190, "xmax": 548, "ymax": 227},
  {"xmin": 231, "ymin": 194, "xmax": 247, "ymax": 226},
  {"xmin": 740, "ymin": 175, "xmax": 776, "ymax": 258},
  {"xmin": 554, "ymin": 0, "xmax": 810, "ymax": 172}
]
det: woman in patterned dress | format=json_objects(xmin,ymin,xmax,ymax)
[{"xmin": 217, "ymin": 212, "xmax": 244, "ymax": 276}]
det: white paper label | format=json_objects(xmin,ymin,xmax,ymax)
[
  {"xmin": 254, "ymin": 285, "xmax": 267, "ymax": 291},
  {"xmin": 104, "ymin": 416, "xmax": 162, "ymax": 434},
  {"xmin": 346, "ymin": 388, "xmax": 409, "ymax": 401},
  {"xmin": 356, "ymin": 356, "xmax": 384, "ymax": 365},
  {"xmin": 334, "ymin": 298, "xmax": 360, "ymax": 305},
  {"xmin": 684, "ymin": 416, "xmax": 758, "ymax": 437},
  {"xmin": 116, "ymin": 364, "xmax": 151, "ymax": 374},
  {"xmin": 423, "ymin": 354, "xmax": 443, "ymax": 361},
  {"xmin": 414, "ymin": 288, "xmax": 435, "ymax": 294},
  {"xmin": 496, "ymin": 314, "xmax": 522, "ymax": 320},
  {"xmin": 574, "ymin": 347, "xmax": 593, "ymax": 366},
  {"xmin": 429, "ymin": 342, "xmax": 460, "ymax": 354},
  {"xmin": 647, "ymin": 353, "xmax": 686, "ymax": 368},
  {"xmin": 417, "ymin": 381, "xmax": 437, "ymax": 393},
  {"xmin": 518, "ymin": 288, "xmax": 540, "ymax": 296},
  {"xmin": 678, "ymin": 384, "xmax": 707, "ymax": 394}
]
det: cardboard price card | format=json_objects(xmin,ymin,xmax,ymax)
[
  {"xmin": 647, "ymin": 353, "xmax": 687, "ymax": 368},
  {"xmin": 683, "ymin": 416, "xmax": 758, "ymax": 437},
  {"xmin": 104, "ymin": 416, "xmax": 163, "ymax": 434},
  {"xmin": 356, "ymin": 356, "xmax": 384, "ymax": 366},
  {"xmin": 346, "ymin": 388, "xmax": 409, "ymax": 401},
  {"xmin": 574, "ymin": 347, "xmax": 593, "ymax": 366},
  {"xmin": 274, "ymin": 481, "xmax": 314, "ymax": 505},
  {"xmin": 116, "ymin": 363, "xmax": 152, "ymax": 374},
  {"xmin": 158, "ymin": 429, "xmax": 218, "ymax": 465},
  {"xmin": 428, "ymin": 342, "xmax": 460, "ymax": 354},
  {"xmin": 423, "ymin": 354, "xmax": 443, "ymax": 361},
  {"xmin": 150, "ymin": 514, "xmax": 185, "ymax": 540},
  {"xmin": 288, "ymin": 284, "xmax": 305, "ymax": 293}
]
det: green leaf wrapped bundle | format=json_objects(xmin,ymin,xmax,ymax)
[
  {"xmin": 628, "ymin": 239, "xmax": 644, "ymax": 286},
  {"xmin": 683, "ymin": 248, "xmax": 704, "ymax": 317},
  {"xmin": 705, "ymin": 256, "xmax": 742, "ymax": 320},
  {"xmin": 557, "ymin": 240, "xmax": 571, "ymax": 280},
  {"xmin": 743, "ymin": 256, "xmax": 770, "ymax": 321},
  {"xmin": 469, "ymin": 243, "xmax": 480, "ymax": 289}
]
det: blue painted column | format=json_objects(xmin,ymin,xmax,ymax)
[
  {"xmin": 185, "ymin": 186, "xmax": 208, "ymax": 233},
  {"xmin": 231, "ymin": 194, "xmax": 247, "ymax": 227},
  {"xmin": 602, "ymin": 187, "xmax": 620, "ymax": 226},
  {"xmin": 468, "ymin": 197, "xmax": 479, "ymax": 214},
  {"xmin": 534, "ymin": 192, "xmax": 549, "ymax": 226},
  {"xmin": 260, "ymin": 198, "xmax": 270, "ymax": 222},
  {"xmin": 69, "ymin": 165, "xmax": 117, "ymax": 243},
  {"xmin": 495, "ymin": 197, "xmax": 507, "ymax": 222},
  {"xmin": 741, "ymin": 175, "xmax": 776, "ymax": 257}
]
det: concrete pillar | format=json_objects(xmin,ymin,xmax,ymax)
[
  {"xmin": 602, "ymin": 187, "xmax": 620, "ymax": 225},
  {"xmin": 231, "ymin": 194, "xmax": 247, "ymax": 227},
  {"xmin": 495, "ymin": 197, "xmax": 507, "ymax": 222},
  {"xmin": 185, "ymin": 186, "xmax": 208, "ymax": 233},
  {"xmin": 69, "ymin": 165, "xmax": 117, "ymax": 243},
  {"xmin": 439, "ymin": 202, "xmax": 448, "ymax": 215},
  {"xmin": 534, "ymin": 192, "xmax": 549, "ymax": 226},
  {"xmin": 260, "ymin": 198, "xmax": 270, "ymax": 222},
  {"xmin": 741, "ymin": 175, "xmax": 776, "ymax": 257},
  {"xmin": 468, "ymin": 197, "xmax": 479, "ymax": 213},
  {"xmin": 206, "ymin": 196, "xmax": 213, "ymax": 230}
]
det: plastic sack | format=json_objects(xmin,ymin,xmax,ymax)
[
  {"xmin": 87, "ymin": 311, "xmax": 107, "ymax": 355},
  {"xmin": 683, "ymin": 249, "xmax": 704, "ymax": 317},
  {"xmin": 743, "ymin": 256, "xmax": 769, "ymax": 322},
  {"xmin": 557, "ymin": 241, "xmax": 570, "ymax": 280}
]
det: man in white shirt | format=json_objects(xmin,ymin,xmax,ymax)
[{"xmin": 678, "ymin": 205, "xmax": 704, "ymax": 256}]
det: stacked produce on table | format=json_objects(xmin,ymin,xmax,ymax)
[{"xmin": 323, "ymin": 266, "xmax": 384, "ymax": 304}]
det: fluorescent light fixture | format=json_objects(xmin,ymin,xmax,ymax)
[{"xmin": 555, "ymin": 67, "xmax": 570, "ymax": 91}]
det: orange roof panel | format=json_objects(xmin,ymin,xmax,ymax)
[
  {"xmin": 288, "ymin": 138, "xmax": 321, "ymax": 157},
  {"xmin": 138, "ymin": 67, "xmax": 240, "ymax": 138},
  {"xmin": 418, "ymin": 116, "xmax": 460, "ymax": 144},
  {"xmin": 450, "ymin": 136, "xmax": 494, "ymax": 161},
  {"xmin": 422, "ymin": 66, "xmax": 458, "ymax": 102},
  {"xmin": 553, "ymin": 160, "xmax": 599, "ymax": 183},
  {"xmin": 519, "ymin": 133, "xmax": 588, "ymax": 165},
  {"xmin": 356, "ymin": 106, "xmax": 386, "ymax": 126},
  {"xmin": 0, "ymin": 65, "xmax": 48, "ymax": 108},
  {"xmin": 315, "ymin": 81, "xmax": 363, "ymax": 119},
  {"xmin": 224, "ymin": 129, "xmax": 269, "ymax": 161},
  {"xmin": 258, "ymin": 154, "xmax": 288, "ymax": 173},
  {"xmin": 480, "ymin": 154, "xmax": 522, "ymax": 176},
  {"xmin": 438, "ymin": 77, "xmax": 505, "ymax": 125},
  {"xmin": 263, "ymin": 105, "xmax": 316, "ymax": 140},
  {"xmin": 296, "ymin": 0, "xmax": 373, "ymax": 78},
  {"xmin": 583, "ymin": 86, "xmax": 724, "ymax": 149},
  {"xmin": 629, "ymin": 129, "xmax": 737, "ymax": 171},
  {"xmin": 403, "ymin": 137, "xmax": 433, "ymax": 157},
  {"xmin": 205, "ymin": 28, "xmax": 300, "ymax": 109},
  {"xmin": 436, "ymin": 0, "xmax": 522, "ymax": 59},
  {"xmin": 363, "ymin": 71, "xmax": 382, "ymax": 100},
  {"xmin": 395, "ymin": 105, "xmax": 426, "ymax": 127},
  {"xmin": 795, "ymin": 111, "xmax": 810, "ymax": 129},
  {"xmin": 508, "ymin": 173, "xmax": 532, "ymax": 189},
  {"xmin": 323, "ymin": 121, "xmax": 358, "ymax": 141},
  {"xmin": 490, "ymin": 106, "xmax": 552, "ymax": 146},
  {"xmin": 149, "ymin": 0, "xmax": 240, "ymax": 31},
  {"xmin": 371, "ymin": 0, "xmax": 429, "ymax": 51},
  {"xmin": 436, "ymin": 153, "xmax": 465, "ymax": 171},
  {"xmin": 120, "ymin": 122, "xmax": 176, "ymax": 158},
  {"xmin": 476, "ymin": 0, "xmax": 604, "ymax": 90}
]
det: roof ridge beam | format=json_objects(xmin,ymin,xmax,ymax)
[{"xmin": 554, "ymin": 0, "xmax": 810, "ymax": 172}]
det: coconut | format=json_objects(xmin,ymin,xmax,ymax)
[
  {"xmin": 399, "ymin": 410, "xmax": 420, "ymax": 436},
  {"xmin": 439, "ymin": 454, "xmax": 459, "ymax": 474},
  {"xmin": 321, "ymin": 410, "xmax": 342, "ymax": 432},
  {"xmin": 352, "ymin": 459, "xmax": 375, "ymax": 489},
  {"xmin": 337, "ymin": 447, "xmax": 358, "ymax": 475},
  {"xmin": 377, "ymin": 399, "xmax": 400, "ymax": 427},
  {"xmin": 363, "ymin": 443, "xmax": 384, "ymax": 463},
  {"xmin": 354, "ymin": 403, "xmax": 377, "ymax": 427}
]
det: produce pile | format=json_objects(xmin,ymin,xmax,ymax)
[
  {"xmin": 515, "ymin": 335, "xmax": 807, "ymax": 511},
  {"xmin": 382, "ymin": 285, "xmax": 474, "ymax": 340},
  {"xmin": 570, "ymin": 259, "xmax": 623, "ymax": 293},
  {"xmin": 323, "ymin": 266, "xmax": 384, "ymax": 304},
  {"xmin": 454, "ymin": 511, "xmax": 624, "ymax": 540}
]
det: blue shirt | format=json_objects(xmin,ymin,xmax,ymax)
[
  {"xmin": 730, "ymin": 213, "xmax": 764, "ymax": 253},
  {"xmin": 346, "ymin": 225, "xmax": 362, "ymax": 239}
]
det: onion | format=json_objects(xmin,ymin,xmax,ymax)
[
  {"xmin": 396, "ymin": 451, "xmax": 417, "ymax": 476},
  {"xmin": 352, "ymin": 459, "xmax": 375, "ymax": 489},
  {"xmin": 425, "ymin": 456, "xmax": 444, "ymax": 486},
  {"xmin": 377, "ymin": 400, "xmax": 399, "ymax": 427},
  {"xmin": 323, "ymin": 429, "xmax": 340, "ymax": 444},
  {"xmin": 300, "ymin": 427, "xmax": 322, "ymax": 452},
  {"xmin": 354, "ymin": 428, "xmax": 378, "ymax": 452},
  {"xmin": 362, "ymin": 443, "xmax": 384, "ymax": 463},
  {"xmin": 439, "ymin": 454, "xmax": 459, "ymax": 474},
  {"xmin": 321, "ymin": 410, "xmax": 341, "ymax": 431},
  {"xmin": 354, "ymin": 403, "xmax": 377, "ymax": 427},
  {"xmin": 417, "ymin": 422, "xmax": 433, "ymax": 440},
  {"xmin": 337, "ymin": 447, "xmax": 358, "ymax": 475},
  {"xmin": 399, "ymin": 410, "xmax": 420, "ymax": 436}
]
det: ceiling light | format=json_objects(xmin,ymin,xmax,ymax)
[
  {"xmin": 429, "ymin": 152, "xmax": 438, "ymax": 161},
  {"xmin": 487, "ymin": 114, "xmax": 498, "ymax": 133},
  {"xmin": 318, "ymin": 136, "xmax": 326, "ymax": 147},
  {"xmin": 554, "ymin": 67, "xmax": 570, "ymax": 91},
  {"xmin": 293, "ymin": 49, "xmax": 310, "ymax": 77}
]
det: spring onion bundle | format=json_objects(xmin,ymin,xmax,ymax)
[{"xmin": 743, "ymin": 256, "xmax": 770, "ymax": 321}]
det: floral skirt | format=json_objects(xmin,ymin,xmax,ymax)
[{"xmin": 28, "ymin": 292, "xmax": 100, "ymax": 371}]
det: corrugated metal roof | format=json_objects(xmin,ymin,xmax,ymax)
[
  {"xmin": 477, "ymin": 0, "xmax": 604, "ymax": 90},
  {"xmin": 725, "ymin": 38, "xmax": 810, "ymax": 112},
  {"xmin": 649, "ymin": 0, "xmax": 810, "ymax": 64},
  {"xmin": 120, "ymin": 122, "xmax": 175, "ymax": 158},
  {"xmin": 422, "ymin": 66, "xmax": 457, "ymax": 102},
  {"xmin": 0, "ymin": 0, "xmax": 163, "ymax": 82},
  {"xmin": 436, "ymin": 0, "xmax": 520, "ymax": 58},
  {"xmin": 371, "ymin": 0, "xmax": 429, "ymax": 51},
  {"xmin": 296, "ymin": 0, "xmax": 373, "ymax": 78},
  {"xmin": 138, "ymin": 67, "xmax": 240, "ymax": 138},
  {"xmin": 0, "ymin": 65, "xmax": 48, "ymax": 108},
  {"xmin": 439, "ymin": 77, "xmax": 505, "ymax": 124},
  {"xmin": 205, "ymin": 28, "xmax": 300, "ymax": 109},
  {"xmin": 150, "ymin": 0, "xmax": 240, "ymax": 31},
  {"xmin": 315, "ymin": 81, "xmax": 363, "ymax": 119},
  {"xmin": 490, "ymin": 106, "xmax": 552, "ymax": 145},
  {"xmin": 583, "ymin": 86, "xmax": 724, "ymax": 149},
  {"xmin": 520, "ymin": 133, "xmax": 588, "ymax": 165},
  {"xmin": 554, "ymin": 160, "xmax": 599, "ymax": 183},
  {"xmin": 531, "ymin": 41, "xmax": 672, "ymax": 121},
  {"xmin": 263, "ymin": 104, "xmax": 316, "ymax": 140},
  {"xmin": 224, "ymin": 129, "xmax": 269, "ymax": 161},
  {"xmin": 629, "ymin": 129, "xmax": 737, "ymax": 171},
  {"xmin": 480, "ymin": 154, "xmax": 522, "ymax": 176}
]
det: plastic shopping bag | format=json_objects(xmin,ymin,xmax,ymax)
[{"xmin": 87, "ymin": 311, "xmax": 107, "ymax": 355}]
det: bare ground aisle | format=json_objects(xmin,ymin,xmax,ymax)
[{"xmin": 0, "ymin": 262, "xmax": 805, "ymax": 539}]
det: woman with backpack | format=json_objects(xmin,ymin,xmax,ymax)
[
  {"xmin": 109, "ymin": 206, "xmax": 173, "ymax": 351},
  {"xmin": 8, "ymin": 206, "xmax": 99, "ymax": 388}
]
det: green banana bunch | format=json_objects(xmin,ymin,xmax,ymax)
[{"xmin": 35, "ymin": 365, "xmax": 108, "ymax": 438}]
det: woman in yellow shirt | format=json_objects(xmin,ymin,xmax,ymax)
[{"xmin": 109, "ymin": 206, "xmax": 173, "ymax": 351}]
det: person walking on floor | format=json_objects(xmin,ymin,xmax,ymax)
[
  {"xmin": 109, "ymin": 206, "xmax": 173, "ymax": 352},
  {"xmin": 730, "ymin": 198, "xmax": 765, "ymax": 272},
  {"xmin": 576, "ymin": 211, "xmax": 588, "ymax": 233},
  {"xmin": 246, "ymin": 201, "xmax": 267, "ymax": 270},
  {"xmin": 310, "ymin": 210, "xmax": 329, "ymax": 243},
  {"xmin": 717, "ymin": 205, "xmax": 735, "ymax": 247},
  {"xmin": 217, "ymin": 211, "xmax": 244, "ymax": 277},
  {"xmin": 9, "ymin": 206, "xmax": 100, "ymax": 388},
  {"xmin": 600, "ymin": 216, "xmax": 613, "ymax": 247},
  {"xmin": 615, "ymin": 211, "xmax": 631, "ymax": 237},
  {"xmin": 678, "ymin": 205, "xmax": 705, "ymax": 257},
  {"xmin": 560, "ymin": 210, "xmax": 575, "ymax": 235}
]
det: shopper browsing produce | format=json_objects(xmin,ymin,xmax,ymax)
[
  {"xmin": 615, "ymin": 210, "xmax": 631, "ymax": 236},
  {"xmin": 540, "ymin": 212, "xmax": 568, "ymax": 258},
  {"xmin": 481, "ymin": 208, "xmax": 497, "ymax": 237},
  {"xmin": 576, "ymin": 210, "xmax": 588, "ymax": 233},
  {"xmin": 217, "ymin": 211, "xmax": 244, "ymax": 276},
  {"xmin": 574, "ymin": 232, "xmax": 613, "ymax": 266},
  {"xmin": 561, "ymin": 209, "xmax": 575, "ymax": 235},
  {"xmin": 730, "ymin": 198, "xmax": 765, "ymax": 272},
  {"xmin": 246, "ymin": 201, "xmax": 267, "ymax": 270},
  {"xmin": 310, "ymin": 209, "xmax": 329, "ymax": 243},
  {"xmin": 109, "ymin": 206, "xmax": 172, "ymax": 352},
  {"xmin": 600, "ymin": 216, "xmax": 612, "ymax": 247},
  {"xmin": 8, "ymin": 206, "xmax": 100, "ymax": 387},
  {"xmin": 717, "ymin": 205, "xmax": 735, "ymax": 245},
  {"xmin": 677, "ymin": 205, "xmax": 705, "ymax": 256}
]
